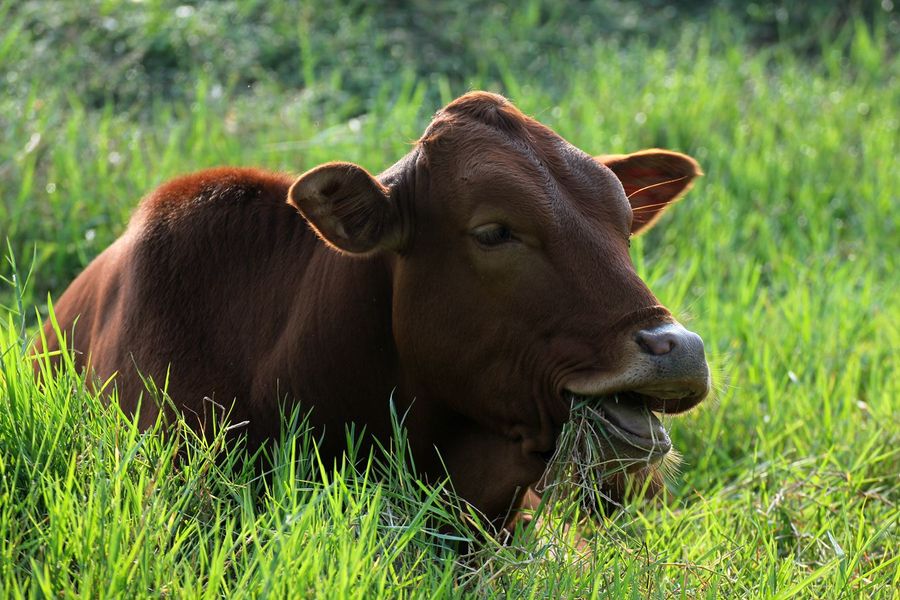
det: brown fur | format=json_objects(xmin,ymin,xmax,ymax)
[{"xmin": 36, "ymin": 92, "xmax": 706, "ymax": 529}]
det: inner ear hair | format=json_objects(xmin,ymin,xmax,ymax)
[
  {"xmin": 598, "ymin": 150, "xmax": 702, "ymax": 199},
  {"xmin": 595, "ymin": 149, "xmax": 702, "ymax": 234}
]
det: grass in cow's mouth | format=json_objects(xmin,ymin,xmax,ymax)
[{"xmin": 538, "ymin": 395, "xmax": 681, "ymax": 515}]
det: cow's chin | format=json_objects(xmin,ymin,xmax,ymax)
[{"xmin": 592, "ymin": 459, "xmax": 668, "ymax": 514}]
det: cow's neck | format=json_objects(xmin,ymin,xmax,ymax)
[{"xmin": 270, "ymin": 152, "xmax": 424, "ymax": 456}]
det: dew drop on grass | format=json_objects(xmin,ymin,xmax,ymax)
[{"xmin": 24, "ymin": 133, "xmax": 41, "ymax": 154}]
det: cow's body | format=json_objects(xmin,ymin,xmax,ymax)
[
  {"xmin": 48, "ymin": 169, "xmax": 396, "ymax": 455},
  {"xmin": 39, "ymin": 93, "xmax": 710, "ymax": 526}
]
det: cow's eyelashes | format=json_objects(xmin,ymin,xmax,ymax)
[{"xmin": 471, "ymin": 224, "xmax": 517, "ymax": 248}]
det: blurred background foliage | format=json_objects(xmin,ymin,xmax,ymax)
[{"xmin": 4, "ymin": 0, "xmax": 896, "ymax": 116}]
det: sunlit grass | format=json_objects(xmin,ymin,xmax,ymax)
[{"xmin": 1, "ymin": 3, "xmax": 898, "ymax": 597}]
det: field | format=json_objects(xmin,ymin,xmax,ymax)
[{"xmin": 1, "ymin": 1, "xmax": 898, "ymax": 597}]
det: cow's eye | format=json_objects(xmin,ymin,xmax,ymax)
[{"xmin": 471, "ymin": 224, "xmax": 516, "ymax": 248}]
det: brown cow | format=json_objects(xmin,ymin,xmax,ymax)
[{"xmin": 37, "ymin": 92, "xmax": 709, "ymax": 528}]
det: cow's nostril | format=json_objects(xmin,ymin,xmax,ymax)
[{"xmin": 635, "ymin": 328, "xmax": 677, "ymax": 356}]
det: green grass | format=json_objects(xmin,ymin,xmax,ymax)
[{"xmin": 1, "ymin": 2, "xmax": 898, "ymax": 597}]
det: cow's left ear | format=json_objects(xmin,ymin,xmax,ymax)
[
  {"xmin": 289, "ymin": 162, "xmax": 402, "ymax": 255},
  {"xmin": 596, "ymin": 149, "xmax": 702, "ymax": 235}
]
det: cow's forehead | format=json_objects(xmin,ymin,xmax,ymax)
[
  {"xmin": 420, "ymin": 117, "xmax": 629, "ymax": 228},
  {"xmin": 421, "ymin": 93, "xmax": 618, "ymax": 184}
]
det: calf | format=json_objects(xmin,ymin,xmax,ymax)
[{"xmin": 38, "ymin": 92, "xmax": 709, "ymax": 527}]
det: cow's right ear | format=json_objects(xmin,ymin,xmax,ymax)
[{"xmin": 288, "ymin": 162, "xmax": 401, "ymax": 255}]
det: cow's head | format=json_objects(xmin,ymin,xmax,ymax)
[{"xmin": 289, "ymin": 92, "xmax": 709, "ymax": 519}]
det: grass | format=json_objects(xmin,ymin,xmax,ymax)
[{"xmin": 1, "ymin": 1, "xmax": 898, "ymax": 597}]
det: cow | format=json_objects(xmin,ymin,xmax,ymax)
[{"xmin": 37, "ymin": 92, "xmax": 710, "ymax": 529}]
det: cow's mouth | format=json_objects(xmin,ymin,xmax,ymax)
[
  {"xmin": 536, "ymin": 390, "xmax": 685, "ymax": 508},
  {"xmin": 554, "ymin": 390, "xmax": 693, "ymax": 465}
]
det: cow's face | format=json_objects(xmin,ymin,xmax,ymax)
[{"xmin": 289, "ymin": 92, "xmax": 709, "ymax": 505}]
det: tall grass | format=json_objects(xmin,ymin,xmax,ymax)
[{"xmin": 1, "ymin": 2, "xmax": 898, "ymax": 597}]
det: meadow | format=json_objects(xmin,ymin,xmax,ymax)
[{"xmin": 1, "ymin": 1, "xmax": 897, "ymax": 597}]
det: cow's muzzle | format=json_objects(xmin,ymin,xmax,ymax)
[
  {"xmin": 559, "ymin": 322, "xmax": 710, "ymax": 465},
  {"xmin": 629, "ymin": 322, "xmax": 709, "ymax": 413}
]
